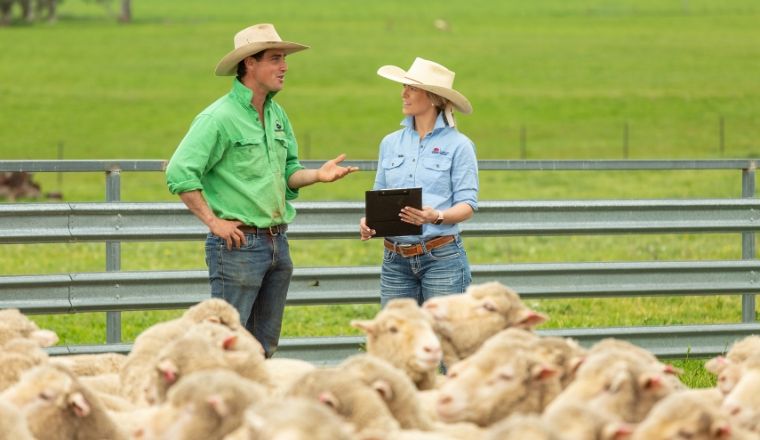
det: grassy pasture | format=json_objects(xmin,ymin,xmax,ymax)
[{"xmin": 2, "ymin": 0, "xmax": 760, "ymax": 387}]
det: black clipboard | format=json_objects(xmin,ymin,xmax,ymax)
[{"xmin": 365, "ymin": 187, "xmax": 423, "ymax": 237}]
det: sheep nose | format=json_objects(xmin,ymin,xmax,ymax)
[{"xmin": 438, "ymin": 394, "xmax": 453, "ymax": 405}]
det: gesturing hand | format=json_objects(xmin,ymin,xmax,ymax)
[{"xmin": 317, "ymin": 154, "xmax": 360, "ymax": 182}]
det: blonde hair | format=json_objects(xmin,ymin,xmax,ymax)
[{"xmin": 426, "ymin": 92, "xmax": 449, "ymax": 113}]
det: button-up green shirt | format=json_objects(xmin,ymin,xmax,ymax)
[{"xmin": 166, "ymin": 79, "xmax": 304, "ymax": 227}]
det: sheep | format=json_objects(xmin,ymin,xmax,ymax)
[
  {"xmin": 705, "ymin": 335, "xmax": 760, "ymax": 395},
  {"xmin": 543, "ymin": 401, "xmax": 633, "ymax": 440},
  {"xmin": 721, "ymin": 354, "xmax": 760, "ymax": 434},
  {"xmin": 422, "ymin": 281, "xmax": 547, "ymax": 366},
  {"xmin": 0, "ymin": 338, "xmax": 49, "ymax": 391},
  {"xmin": 223, "ymin": 397, "xmax": 355, "ymax": 440},
  {"xmin": 283, "ymin": 367, "xmax": 401, "ymax": 436},
  {"xmin": 351, "ymin": 298, "xmax": 443, "ymax": 390},
  {"xmin": 484, "ymin": 414, "xmax": 563, "ymax": 440},
  {"xmin": 631, "ymin": 388, "xmax": 745, "ymax": 440},
  {"xmin": 138, "ymin": 369, "xmax": 267, "ymax": 440},
  {"xmin": 545, "ymin": 348, "xmax": 677, "ymax": 424},
  {"xmin": 0, "ymin": 308, "xmax": 59, "ymax": 347},
  {"xmin": 435, "ymin": 345, "xmax": 560, "ymax": 427},
  {"xmin": 340, "ymin": 353, "xmax": 433, "ymax": 430},
  {"xmin": 1, "ymin": 362, "xmax": 128, "ymax": 440},
  {"xmin": 530, "ymin": 335, "xmax": 587, "ymax": 388},
  {"xmin": 0, "ymin": 399, "xmax": 34, "ymax": 440},
  {"xmin": 55, "ymin": 352, "xmax": 127, "ymax": 377},
  {"xmin": 120, "ymin": 298, "xmax": 244, "ymax": 405}
]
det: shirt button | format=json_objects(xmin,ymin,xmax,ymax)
[{"xmin": 409, "ymin": 174, "xmax": 413, "ymax": 177}]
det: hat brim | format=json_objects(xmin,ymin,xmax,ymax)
[
  {"xmin": 215, "ymin": 41, "xmax": 309, "ymax": 76},
  {"xmin": 377, "ymin": 65, "xmax": 473, "ymax": 114}
]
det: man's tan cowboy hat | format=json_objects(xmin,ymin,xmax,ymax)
[
  {"xmin": 215, "ymin": 23, "xmax": 309, "ymax": 76},
  {"xmin": 377, "ymin": 57, "xmax": 472, "ymax": 114}
]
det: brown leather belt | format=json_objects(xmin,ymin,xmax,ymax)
[
  {"xmin": 383, "ymin": 235, "xmax": 456, "ymax": 258},
  {"xmin": 237, "ymin": 224, "xmax": 288, "ymax": 235}
]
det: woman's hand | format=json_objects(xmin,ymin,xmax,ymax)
[
  {"xmin": 400, "ymin": 206, "xmax": 436, "ymax": 225},
  {"xmin": 359, "ymin": 216, "xmax": 376, "ymax": 241}
]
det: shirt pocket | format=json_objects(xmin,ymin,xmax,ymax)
[
  {"xmin": 381, "ymin": 155, "xmax": 406, "ymax": 185},
  {"xmin": 421, "ymin": 156, "xmax": 453, "ymax": 194},
  {"xmin": 230, "ymin": 137, "xmax": 267, "ymax": 180},
  {"xmin": 273, "ymin": 131, "xmax": 289, "ymax": 165}
]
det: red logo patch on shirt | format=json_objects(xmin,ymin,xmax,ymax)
[{"xmin": 432, "ymin": 147, "xmax": 441, "ymax": 153}]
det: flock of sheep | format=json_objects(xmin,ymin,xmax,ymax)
[{"xmin": 0, "ymin": 281, "xmax": 759, "ymax": 439}]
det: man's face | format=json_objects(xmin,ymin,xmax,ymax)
[{"xmin": 249, "ymin": 49, "xmax": 288, "ymax": 94}]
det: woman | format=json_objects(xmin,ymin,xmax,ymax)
[{"xmin": 360, "ymin": 57, "xmax": 479, "ymax": 307}]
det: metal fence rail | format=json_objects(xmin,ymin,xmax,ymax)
[{"xmin": 1, "ymin": 159, "xmax": 758, "ymax": 362}]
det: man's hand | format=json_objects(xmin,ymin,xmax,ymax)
[
  {"xmin": 209, "ymin": 218, "xmax": 246, "ymax": 250},
  {"xmin": 316, "ymin": 153, "xmax": 359, "ymax": 183}
]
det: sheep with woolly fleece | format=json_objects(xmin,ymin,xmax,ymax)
[
  {"xmin": 0, "ymin": 399, "xmax": 34, "ymax": 440},
  {"xmin": 283, "ymin": 367, "xmax": 401, "ymax": 437},
  {"xmin": 705, "ymin": 335, "xmax": 760, "ymax": 396},
  {"xmin": 0, "ymin": 308, "xmax": 59, "ymax": 347},
  {"xmin": 138, "ymin": 369, "xmax": 267, "ymax": 440},
  {"xmin": 1, "ymin": 362, "xmax": 128, "ymax": 440},
  {"xmin": 530, "ymin": 335, "xmax": 587, "ymax": 388},
  {"xmin": 721, "ymin": 354, "xmax": 760, "ymax": 434},
  {"xmin": 223, "ymin": 397, "xmax": 355, "ymax": 440},
  {"xmin": 543, "ymin": 401, "xmax": 633, "ymax": 440},
  {"xmin": 545, "ymin": 348, "xmax": 677, "ymax": 424},
  {"xmin": 120, "ymin": 298, "xmax": 244, "ymax": 405},
  {"xmin": 484, "ymin": 414, "xmax": 563, "ymax": 440},
  {"xmin": 632, "ymin": 388, "xmax": 755, "ymax": 440},
  {"xmin": 55, "ymin": 352, "xmax": 127, "ymax": 377},
  {"xmin": 0, "ymin": 338, "xmax": 49, "ymax": 391},
  {"xmin": 351, "ymin": 298, "xmax": 443, "ymax": 390},
  {"xmin": 422, "ymin": 281, "xmax": 547, "ymax": 366},
  {"xmin": 435, "ymin": 343, "xmax": 561, "ymax": 427}
]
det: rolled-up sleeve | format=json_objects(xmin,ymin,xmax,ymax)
[
  {"xmin": 451, "ymin": 139, "xmax": 479, "ymax": 211},
  {"xmin": 166, "ymin": 115, "xmax": 223, "ymax": 195}
]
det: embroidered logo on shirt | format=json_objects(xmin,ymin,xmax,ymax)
[
  {"xmin": 432, "ymin": 147, "xmax": 448, "ymax": 155},
  {"xmin": 275, "ymin": 121, "xmax": 283, "ymax": 131}
]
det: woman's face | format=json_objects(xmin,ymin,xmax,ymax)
[{"xmin": 401, "ymin": 85, "xmax": 436, "ymax": 118}]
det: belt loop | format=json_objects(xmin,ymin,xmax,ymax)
[{"xmin": 269, "ymin": 225, "xmax": 279, "ymax": 236}]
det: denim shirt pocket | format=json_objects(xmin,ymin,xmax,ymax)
[
  {"xmin": 230, "ymin": 136, "xmax": 267, "ymax": 180},
  {"xmin": 421, "ymin": 156, "xmax": 453, "ymax": 194},
  {"xmin": 381, "ymin": 155, "xmax": 406, "ymax": 183}
]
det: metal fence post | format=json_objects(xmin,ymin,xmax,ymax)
[
  {"xmin": 105, "ymin": 168, "xmax": 122, "ymax": 343},
  {"xmin": 742, "ymin": 162, "xmax": 757, "ymax": 322}
]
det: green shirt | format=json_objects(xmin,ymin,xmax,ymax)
[{"xmin": 166, "ymin": 79, "xmax": 304, "ymax": 227}]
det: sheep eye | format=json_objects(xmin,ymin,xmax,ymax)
[
  {"xmin": 389, "ymin": 326, "xmax": 399, "ymax": 334},
  {"xmin": 38, "ymin": 390, "xmax": 54, "ymax": 401},
  {"xmin": 498, "ymin": 373, "xmax": 513, "ymax": 381},
  {"xmin": 677, "ymin": 430, "xmax": 694, "ymax": 439},
  {"xmin": 482, "ymin": 302, "xmax": 497, "ymax": 312}
]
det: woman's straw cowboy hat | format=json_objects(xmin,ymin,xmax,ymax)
[
  {"xmin": 377, "ymin": 57, "xmax": 472, "ymax": 114},
  {"xmin": 215, "ymin": 23, "xmax": 309, "ymax": 76}
]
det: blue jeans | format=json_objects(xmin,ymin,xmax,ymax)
[
  {"xmin": 380, "ymin": 235, "xmax": 471, "ymax": 307},
  {"xmin": 205, "ymin": 231, "xmax": 293, "ymax": 358}
]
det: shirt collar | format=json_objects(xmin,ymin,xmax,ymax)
[
  {"xmin": 400, "ymin": 112, "xmax": 449, "ymax": 133},
  {"xmin": 230, "ymin": 78, "xmax": 274, "ymax": 109}
]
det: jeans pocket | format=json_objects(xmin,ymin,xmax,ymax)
[
  {"xmin": 382, "ymin": 248, "xmax": 396, "ymax": 263},
  {"xmin": 429, "ymin": 242, "xmax": 460, "ymax": 261}
]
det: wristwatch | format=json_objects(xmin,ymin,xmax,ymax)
[{"xmin": 433, "ymin": 210, "xmax": 445, "ymax": 225}]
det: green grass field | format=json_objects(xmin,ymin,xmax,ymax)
[{"xmin": 2, "ymin": 0, "xmax": 760, "ymax": 387}]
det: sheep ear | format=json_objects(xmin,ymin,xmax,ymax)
[
  {"xmin": 639, "ymin": 373, "xmax": 663, "ymax": 390},
  {"xmin": 531, "ymin": 364, "xmax": 557, "ymax": 381},
  {"xmin": 662, "ymin": 363, "xmax": 683, "ymax": 375},
  {"xmin": 207, "ymin": 394, "xmax": 229, "ymax": 417},
  {"xmin": 602, "ymin": 422, "xmax": 633, "ymax": 440},
  {"xmin": 711, "ymin": 420, "xmax": 732, "ymax": 439},
  {"xmin": 157, "ymin": 360, "xmax": 179, "ymax": 383},
  {"xmin": 68, "ymin": 392, "xmax": 91, "ymax": 417},
  {"xmin": 371, "ymin": 379, "xmax": 394, "ymax": 401},
  {"xmin": 222, "ymin": 335, "xmax": 238, "ymax": 350},
  {"xmin": 350, "ymin": 319, "xmax": 376, "ymax": 335},
  {"xmin": 318, "ymin": 391, "xmax": 339, "ymax": 409},
  {"xmin": 705, "ymin": 356, "xmax": 728, "ymax": 374},
  {"xmin": 515, "ymin": 309, "xmax": 548, "ymax": 328},
  {"xmin": 31, "ymin": 329, "xmax": 59, "ymax": 347}
]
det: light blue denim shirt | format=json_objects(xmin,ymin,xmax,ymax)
[{"xmin": 374, "ymin": 113, "xmax": 479, "ymax": 243}]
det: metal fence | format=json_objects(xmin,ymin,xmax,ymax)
[{"xmin": 1, "ymin": 159, "xmax": 758, "ymax": 363}]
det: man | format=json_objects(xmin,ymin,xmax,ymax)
[{"xmin": 166, "ymin": 23, "xmax": 358, "ymax": 357}]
